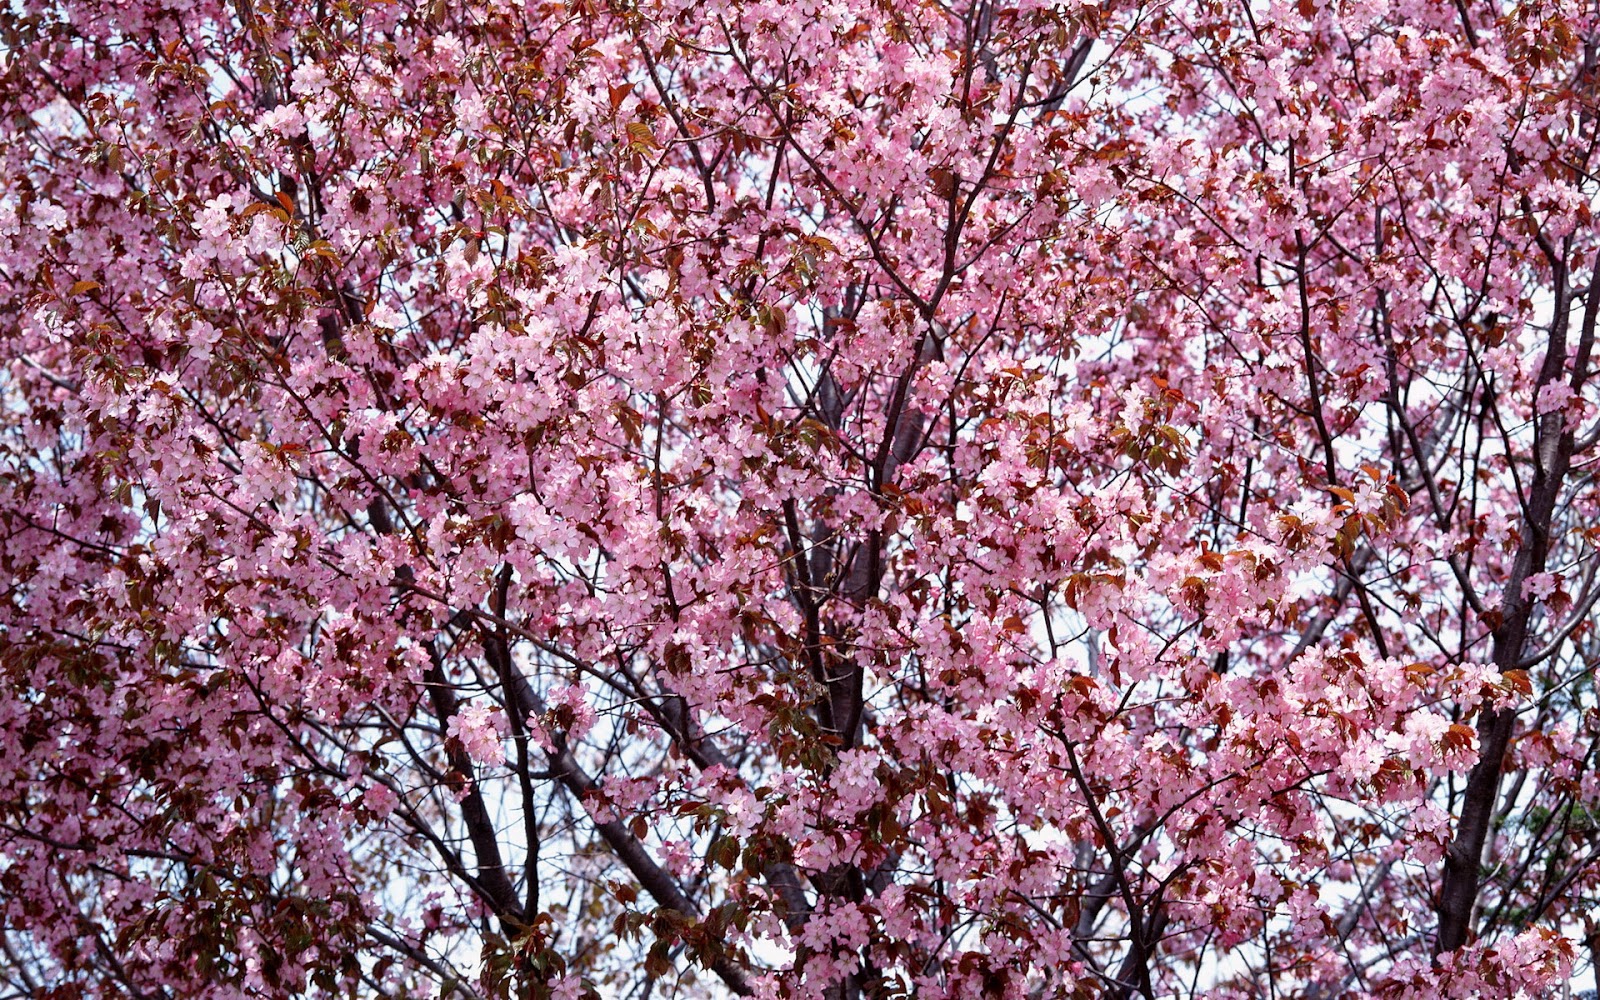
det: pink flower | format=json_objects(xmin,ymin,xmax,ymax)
[
  {"xmin": 1536, "ymin": 381, "xmax": 1576, "ymax": 415},
  {"xmin": 447, "ymin": 703, "xmax": 507, "ymax": 768},
  {"xmin": 1522, "ymin": 572, "xmax": 1558, "ymax": 602},
  {"xmin": 257, "ymin": 104, "xmax": 306, "ymax": 138},
  {"xmin": 362, "ymin": 782, "xmax": 398, "ymax": 818}
]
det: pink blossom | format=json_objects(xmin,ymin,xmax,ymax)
[{"xmin": 447, "ymin": 704, "xmax": 507, "ymax": 768}]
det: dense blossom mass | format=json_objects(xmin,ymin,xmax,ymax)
[{"xmin": 3, "ymin": 0, "xmax": 1600, "ymax": 996}]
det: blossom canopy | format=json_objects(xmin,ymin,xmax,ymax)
[{"xmin": 2, "ymin": 0, "xmax": 1600, "ymax": 997}]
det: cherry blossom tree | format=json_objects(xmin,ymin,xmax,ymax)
[{"xmin": 3, "ymin": 0, "xmax": 1600, "ymax": 996}]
